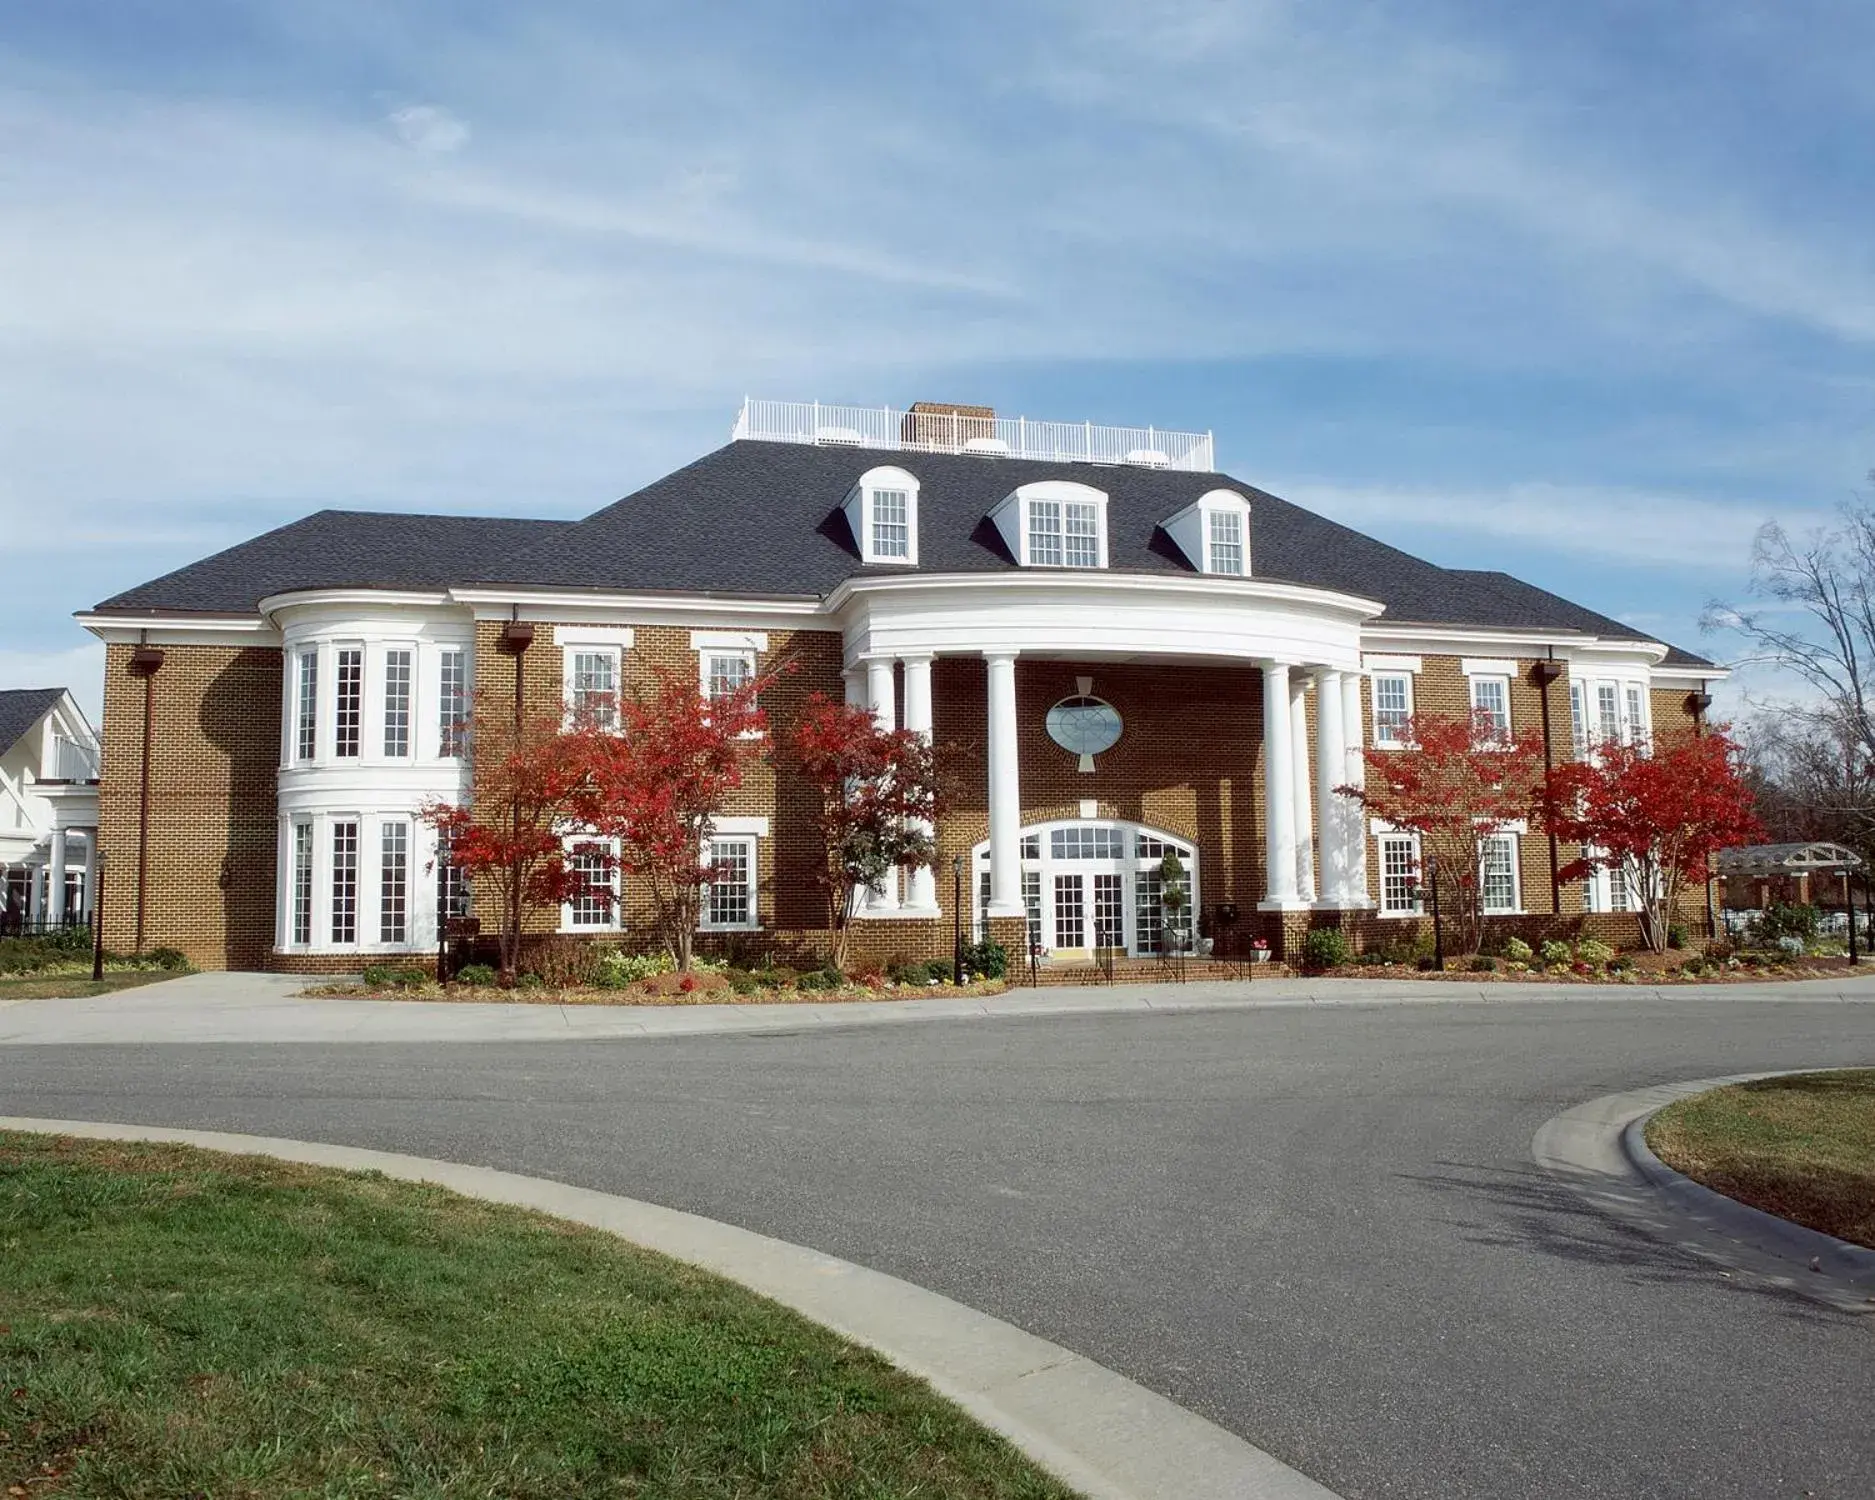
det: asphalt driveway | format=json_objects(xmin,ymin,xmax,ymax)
[{"xmin": 3, "ymin": 997, "xmax": 1871, "ymax": 1498}]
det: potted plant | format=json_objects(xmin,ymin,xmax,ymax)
[
  {"xmin": 1251, "ymin": 936, "xmax": 1271, "ymax": 963},
  {"xmin": 1159, "ymin": 851, "xmax": 1188, "ymax": 951}
]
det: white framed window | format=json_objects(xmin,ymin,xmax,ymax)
[
  {"xmin": 1373, "ymin": 673, "xmax": 1414, "ymax": 747},
  {"xmin": 1480, "ymin": 833, "xmax": 1520, "ymax": 914},
  {"xmin": 562, "ymin": 838, "xmax": 619, "ymax": 931},
  {"xmin": 1569, "ymin": 679, "xmax": 1589, "ymax": 759},
  {"xmin": 1470, "ymin": 675, "xmax": 1511, "ymax": 742},
  {"xmin": 1379, "ymin": 833, "xmax": 1422, "ymax": 915},
  {"xmin": 330, "ymin": 818, "xmax": 359, "ymax": 944},
  {"xmin": 294, "ymin": 650, "xmax": 318, "ymax": 762},
  {"xmin": 1207, "ymin": 508, "xmax": 1244, "ymax": 575},
  {"xmin": 438, "ymin": 647, "xmax": 467, "ymax": 758},
  {"xmin": 1027, "ymin": 498, "xmax": 1065, "ymax": 566},
  {"xmin": 1062, "ymin": 501, "xmax": 1100, "ymax": 567},
  {"xmin": 702, "ymin": 836, "xmax": 757, "ymax": 929},
  {"xmin": 567, "ymin": 648, "xmax": 620, "ymax": 730},
  {"xmin": 994, "ymin": 480, "xmax": 1109, "ymax": 569},
  {"xmin": 1596, "ymin": 682, "xmax": 1620, "ymax": 746},
  {"xmin": 1625, "ymin": 684, "xmax": 1647, "ymax": 748},
  {"xmin": 871, "ymin": 489, "xmax": 910, "ymax": 559},
  {"xmin": 290, "ymin": 820, "xmax": 313, "ymax": 945},
  {"xmin": 334, "ymin": 648, "xmax": 363, "ymax": 758},
  {"xmin": 704, "ymin": 651, "xmax": 754, "ymax": 702},
  {"xmin": 379, "ymin": 819, "xmax": 409, "ymax": 943},
  {"xmin": 383, "ymin": 648, "xmax": 413, "ymax": 758},
  {"xmin": 436, "ymin": 831, "xmax": 470, "ymax": 923}
]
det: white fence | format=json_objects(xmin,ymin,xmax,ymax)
[{"xmin": 731, "ymin": 399, "xmax": 1215, "ymax": 472}]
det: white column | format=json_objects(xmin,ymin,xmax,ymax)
[
  {"xmin": 48, "ymin": 832, "xmax": 67, "ymax": 926},
  {"xmin": 863, "ymin": 658, "xmax": 900, "ymax": 910},
  {"xmin": 1314, "ymin": 669, "xmax": 1346, "ymax": 905},
  {"xmin": 985, "ymin": 650, "xmax": 1024, "ymax": 916},
  {"xmin": 1342, "ymin": 671, "xmax": 1369, "ymax": 905},
  {"xmin": 1290, "ymin": 676, "xmax": 1314, "ymax": 902},
  {"xmin": 901, "ymin": 655, "xmax": 938, "ymax": 912},
  {"xmin": 1261, "ymin": 663, "xmax": 1299, "ymax": 906}
]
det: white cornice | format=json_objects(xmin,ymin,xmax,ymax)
[
  {"xmin": 76, "ymin": 611, "xmax": 278, "ymax": 647},
  {"xmin": 259, "ymin": 589, "xmax": 456, "ymax": 616},
  {"xmin": 1360, "ymin": 621, "xmax": 1669, "ymax": 665},
  {"xmin": 447, "ymin": 587, "xmax": 826, "ymax": 626},
  {"xmin": 828, "ymin": 570, "xmax": 1385, "ymax": 620}
]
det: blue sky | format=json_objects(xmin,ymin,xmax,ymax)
[{"xmin": 4, "ymin": 0, "xmax": 1872, "ymax": 724}]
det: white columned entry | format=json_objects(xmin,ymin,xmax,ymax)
[
  {"xmin": 900, "ymin": 654, "xmax": 938, "ymax": 912},
  {"xmin": 1290, "ymin": 676, "xmax": 1314, "ymax": 901},
  {"xmin": 984, "ymin": 651, "xmax": 1024, "ymax": 916},
  {"xmin": 863, "ymin": 657, "xmax": 900, "ymax": 910},
  {"xmin": 1314, "ymin": 668, "xmax": 1346, "ymax": 905},
  {"xmin": 1261, "ymin": 663, "xmax": 1300, "ymax": 907},
  {"xmin": 48, "ymin": 833, "xmax": 67, "ymax": 926},
  {"xmin": 1341, "ymin": 671, "xmax": 1369, "ymax": 904}
]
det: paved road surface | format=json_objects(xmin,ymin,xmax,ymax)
[{"xmin": 3, "ymin": 997, "xmax": 1872, "ymax": 1498}]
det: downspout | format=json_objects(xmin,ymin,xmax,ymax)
[
  {"xmin": 1531, "ymin": 653, "xmax": 1563, "ymax": 916},
  {"xmin": 498, "ymin": 609, "xmax": 535, "ymax": 975},
  {"xmin": 127, "ymin": 637, "xmax": 166, "ymax": 954}
]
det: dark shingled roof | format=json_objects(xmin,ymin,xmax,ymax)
[
  {"xmin": 0, "ymin": 688, "xmax": 65, "ymax": 760},
  {"xmin": 90, "ymin": 442, "xmax": 1715, "ymax": 667},
  {"xmin": 94, "ymin": 511, "xmax": 572, "ymax": 613}
]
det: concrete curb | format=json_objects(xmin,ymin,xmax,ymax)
[
  {"xmin": 1532, "ymin": 1072, "xmax": 1875, "ymax": 1312},
  {"xmin": 0, "ymin": 1116, "xmax": 1340, "ymax": 1500}
]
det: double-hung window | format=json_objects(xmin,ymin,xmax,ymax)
[
  {"xmin": 703, "ymin": 837, "xmax": 757, "ymax": 929},
  {"xmin": 1596, "ymin": 683, "xmax": 1620, "ymax": 747},
  {"xmin": 1027, "ymin": 499, "xmax": 1064, "ymax": 566},
  {"xmin": 705, "ymin": 652, "xmax": 754, "ymax": 703},
  {"xmin": 1470, "ymin": 676, "xmax": 1511, "ymax": 743},
  {"xmin": 379, "ymin": 820, "xmax": 409, "ymax": 943},
  {"xmin": 569, "ymin": 650, "xmax": 619, "ymax": 730},
  {"xmin": 1373, "ymin": 673, "xmax": 1413, "ymax": 747},
  {"xmin": 1063, "ymin": 502, "xmax": 1100, "ymax": 567},
  {"xmin": 871, "ymin": 489, "xmax": 910, "ymax": 559},
  {"xmin": 1569, "ymin": 680, "xmax": 1589, "ymax": 759},
  {"xmin": 438, "ymin": 648, "xmax": 467, "ymax": 757},
  {"xmin": 1379, "ymin": 833, "xmax": 1421, "ymax": 914},
  {"xmin": 290, "ymin": 820, "xmax": 313, "ymax": 945},
  {"xmin": 1624, "ymin": 684, "xmax": 1647, "ymax": 748},
  {"xmin": 563, "ymin": 840, "xmax": 618, "ymax": 930},
  {"xmin": 437, "ymin": 831, "xmax": 470, "ymax": 923},
  {"xmin": 330, "ymin": 818, "xmax": 359, "ymax": 944},
  {"xmin": 1207, "ymin": 509, "xmax": 1244, "ymax": 575},
  {"xmin": 1480, "ymin": 834, "xmax": 1520, "ymax": 913},
  {"xmin": 383, "ymin": 648, "xmax": 412, "ymax": 758},
  {"xmin": 334, "ymin": 648, "xmax": 363, "ymax": 758},
  {"xmin": 294, "ymin": 650, "xmax": 318, "ymax": 761}
]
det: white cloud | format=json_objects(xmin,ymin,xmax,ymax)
[{"xmin": 388, "ymin": 103, "xmax": 469, "ymax": 154}]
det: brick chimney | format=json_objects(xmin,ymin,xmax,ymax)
[{"xmin": 901, "ymin": 400, "xmax": 996, "ymax": 448}]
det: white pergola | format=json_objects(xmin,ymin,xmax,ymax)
[{"xmin": 1713, "ymin": 841, "xmax": 1864, "ymax": 879}]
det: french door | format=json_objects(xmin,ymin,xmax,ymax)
[{"xmin": 1051, "ymin": 872, "xmax": 1126, "ymax": 952}]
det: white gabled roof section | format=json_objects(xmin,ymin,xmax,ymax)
[
  {"xmin": 842, "ymin": 464, "xmax": 921, "ymax": 567},
  {"xmin": 1160, "ymin": 488, "xmax": 1253, "ymax": 575},
  {"xmin": 989, "ymin": 479, "xmax": 1109, "ymax": 568}
]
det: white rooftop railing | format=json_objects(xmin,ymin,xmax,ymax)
[{"xmin": 731, "ymin": 398, "xmax": 1215, "ymax": 472}]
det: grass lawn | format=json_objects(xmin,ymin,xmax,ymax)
[
  {"xmin": 1645, "ymin": 1070, "xmax": 1875, "ymax": 1249},
  {"xmin": 0, "ymin": 970, "xmax": 177, "ymax": 1002},
  {"xmin": 0, "ymin": 1134, "xmax": 1073, "ymax": 1500}
]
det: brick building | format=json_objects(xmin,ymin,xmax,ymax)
[{"xmin": 78, "ymin": 399, "xmax": 1723, "ymax": 971}]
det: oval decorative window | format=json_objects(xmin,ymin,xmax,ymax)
[{"xmin": 1046, "ymin": 695, "xmax": 1123, "ymax": 772}]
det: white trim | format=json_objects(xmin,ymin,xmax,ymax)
[
  {"xmin": 690, "ymin": 630, "xmax": 769, "ymax": 653},
  {"xmin": 553, "ymin": 624, "xmax": 637, "ymax": 648},
  {"xmin": 1479, "ymin": 830, "xmax": 1523, "ymax": 916},
  {"xmin": 844, "ymin": 465, "xmax": 921, "ymax": 567},
  {"xmin": 1369, "ymin": 668, "xmax": 1415, "ymax": 748},
  {"xmin": 1361, "ymin": 654, "xmax": 1422, "ymax": 674},
  {"xmin": 700, "ymin": 833, "xmax": 760, "ymax": 932},
  {"xmin": 1461, "ymin": 657, "xmax": 1520, "ymax": 677},
  {"xmin": 827, "ymin": 569, "xmax": 1384, "ymax": 617},
  {"xmin": 707, "ymin": 815, "xmax": 771, "ymax": 837},
  {"xmin": 559, "ymin": 834, "xmax": 622, "ymax": 933},
  {"xmin": 562, "ymin": 642, "xmax": 623, "ymax": 729},
  {"xmin": 989, "ymin": 480, "xmax": 1111, "ymax": 571}
]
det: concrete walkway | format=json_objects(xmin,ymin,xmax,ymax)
[{"xmin": 5, "ymin": 968, "xmax": 1875, "ymax": 1044}]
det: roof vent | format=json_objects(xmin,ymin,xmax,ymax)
[
  {"xmin": 814, "ymin": 425, "xmax": 864, "ymax": 446},
  {"xmin": 963, "ymin": 436, "xmax": 1010, "ymax": 456},
  {"xmin": 1125, "ymin": 447, "xmax": 1171, "ymax": 469}
]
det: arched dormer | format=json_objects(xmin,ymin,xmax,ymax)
[
  {"xmin": 989, "ymin": 480, "xmax": 1109, "ymax": 570},
  {"xmin": 842, "ymin": 465, "xmax": 920, "ymax": 566},
  {"xmin": 1161, "ymin": 488, "xmax": 1252, "ymax": 576}
]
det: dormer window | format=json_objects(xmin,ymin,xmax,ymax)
[
  {"xmin": 1160, "ymin": 489, "xmax": 1253, "ymax": 576},
  {"xmin": 990, "ymin": 480, "xmax": 1109, "ymax": 569},
  {"xmin": 844, "ymin": 465, "xmax": 919, "ymax": 566}
]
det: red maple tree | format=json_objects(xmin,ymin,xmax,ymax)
[
  {"xmin": 573, "ymin": 666, "xmax": 774, "ymax": 971},
  {"xmin": 788, "ymin": 692, "xmax": 944, "ymax": 970},
  {"xmin": 418, "ymin": 694, "xmax": 608, "ymax": 980},
  {"xmin": 1337, "ymin": 710, "xmax": 1548, "ymax": 954},
  {"xmin": 1543, "ymin": 727, "xmax": 1763, "ymax": 952}
]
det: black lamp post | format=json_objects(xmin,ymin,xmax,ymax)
[
  {"xmin": 952, "ymin": 855, "xmax": 965, "ymax": 986},
  {"xmin": 90, "ymin": 851, "xmax": 106, "ymax": 982},
  {"xmin": 1426, "ymin": 853, "xmax": 1445, "ymax": 971},
  {"xmin": 1845, "ymin": 866, "xmax": 1860, "ymax": 965}
]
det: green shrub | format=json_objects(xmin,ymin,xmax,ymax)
[
  {"xmin": 1677, "ymin": 956, "xmax": 1705, "ymax": 977},
  {"xmin": 146, "ymin": 946, "xmax": 190, "ymax": 971},
  {"xmin": 0, "ymin": 934, "xmax": 95, "ymax": 976},
  {"xmin": 1753, "ymin": 903, "xmax": 1819, "ymax": 944},
  {"xmin": 793, "ymin": 965, "xmax": 846, "ymax": 992},
  {"xmin": 453, "ymin": 963, "xmax": 497, "ymax": 987},
  {"xmin": 924, "ymin": 957, "xmax": 957, "ymax": 983},
  {"xmin": 1607, "ymin": 955, "xmax": 1632, "ymax": 973},
  {"xmin": 361, "ymin": 964, "xmax": 428, "ymax": 990},
  {"xmin": 1415, "ymin": 955, "xmax": 1438, "ymax": 972},
  {"xmin": 1575, "ymin": 938, "xmax": 1615, "ymax": 967},
  {"xmin": 961, "ymin": 941, "xmax": 1007, "ymax": 980},
  {"xmin": 1300, "ymin": 928, "xmax": 1352, "ymax": 972},
  {"xmin": 1538, "ymin": 940, "xmax": 1572, "ymax": 968},
  {"xmin": 1666, "ymin": 924, "xmax": 1687, "ymax": 950},
  {"xmin": 593, "ymin": 949, "xmax": 675, "ymax": 988},
  {"xmin": 1774, "ymin": 933, "xmax": 1805, "ymax": 959},
  {"xmin": 1502, "ymin": 937, "xmax": 1533, "ymax": 964},
  {"xmin": 1468, "ymin": 955, "xmax": 1496, "ymax": 973},
  {"xmin": 726, "ymin": 970, "xmax": 762, "ymax": 996},
  {"xmin": 754, "ymin": 965, "xmax": 798, "ymax": 990},
  {"xmin": 523, "ymin": 936, "xmax": 602, "ymax": 988}
]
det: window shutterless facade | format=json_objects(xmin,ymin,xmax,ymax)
[
  {"xmin": 1596, "ymin": 683, "xmax": 1620, "ymax": 746},
  {"xmin": 703, "ymin": 836, "xmax": 756, "ymax": 929},
  {"xmin": 436, "ymin": 834, "xmax": 469, "ymax": 923},
  {"xmin": 1063, "ymin": 502, "xmax": 1100, "ymax": 567},
  {"xmin": 330, "ymin": 818, "xmax": 359, "ymax": 943},
  {"xmin": 1569, "ymin": 679, "xmax": 1589, "ymax": 758},
  {"xmin": 1027, "ymin": 499, "xmax": 1064, "ymax": 566},
  {"xmin": 334, "ymin": 648, "xmax": 363, "ymax": 758},
  {"xmin": 1373, "ymin": 673, "xmax": 1413, "ymax": 747},
  {"xmin": 1379, "ymin": 833, "xmax": 1421, "ymax": 914},
  {"xmin": 1480, "ymin": 834, "xmax": 1519, "ymax": 913},
  {"xmin": 290, "ymin": 820, "xmax": 313, "ymax": 945},
  {"xmin": 1469, "ymin": 675, "xmax": 1510, "ymax": 741},
  {"xmin": 382, "ymin": 648, "xmax": 412, "ymax": 758},
  {"xmin": 705, "ymin": 651, "xmax": 754, "ymax": 701},
  {"xmin": 1207, "ymin": 508, "xmax": 1244, "ymax": 575},
  {"xmin": 1625, "ymin": 684, "xmax": 1646, "ymax": 747},
  {"xmin": 563, "ymin": 840, "xmax": 618, "ymax": 930},
  {"xmin": 569, "ymin": 649, "xmax": 619, "ymax": 729},
  {"xmin": 295, "ymin": 650, "xmax": 318, "ymax": 761},
  {"xmin": 379, "ymin": 820, "xmax": 408, "ymax": 942},
  {"xmin": 438, "ymin": 647, "xmax": 466, "ymax": 757},
  {"xmin": 870, "ymin": 489, "xmax": 910, "ymax": 559}
]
